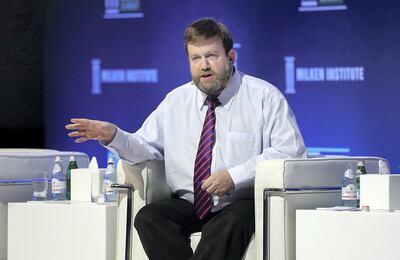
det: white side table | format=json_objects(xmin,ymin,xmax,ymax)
[
  {"xmin": 8, "ymin": 202, "xmax": 117, "ymax": 260},
  {"xmin": 296, "ymin": 209, "xmax": 400, "ymax": 260}
]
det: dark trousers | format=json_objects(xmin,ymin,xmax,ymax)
[{"xmin": 134, "ymin": 198, "xmax": 255, "ymax": 260}]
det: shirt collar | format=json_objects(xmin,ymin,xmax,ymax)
[{"xmin": 196, "ymin": 68, "xmax": 241, "ymax": 111}]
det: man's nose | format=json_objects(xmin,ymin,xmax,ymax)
[{"xmin": 200, "ymin": 57, "xmax": 211, "ymax": 71}]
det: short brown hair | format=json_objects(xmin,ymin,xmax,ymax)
[{"xmin": 184, "ymin": 18, "xmax": 233, "ymax": 55}]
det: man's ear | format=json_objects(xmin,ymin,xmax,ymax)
[{"xmin": 227, "ymin": 49, "xmax": 236, "ymax": 65}]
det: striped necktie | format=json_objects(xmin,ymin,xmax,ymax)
[{"xmin": 194, "ymin": 96, "xmax": 219, "ymax": 220}]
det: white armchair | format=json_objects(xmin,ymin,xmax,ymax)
[{"xmin": 114, "ymin": 156, "xmax": 386, "ymax": 260}]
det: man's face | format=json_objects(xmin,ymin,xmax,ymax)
[{"xmin": 187, "ymin": 36, "xmax": 235, "ymax": 97}]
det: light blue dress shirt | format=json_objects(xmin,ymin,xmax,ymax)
[{"xmin": 107, "ymin": 70, "xmax": 307, "ymax": 210}]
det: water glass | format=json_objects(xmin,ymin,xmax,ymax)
[{"xmin": 32, "ymin": 173, "xmax": 48, "ymax": 201}]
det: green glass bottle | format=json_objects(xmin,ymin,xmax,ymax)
[
  {"xmin": 356, "ymin": 160, "xmax": 367, "ymax": 207},
  {"xmin": 66, "ymin": 155, "xmax": 78, "ymax": 200}
]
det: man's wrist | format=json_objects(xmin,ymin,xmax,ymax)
[
  {"xmin": 100, "ymin": 123, "xmax": 117, "ymax": 145},
  {"xmin": 106, "ymin": 123, "xmax": 117, "ymax": 143},
  {"xmin": 101, "ymin": 123, "xmax": 117, "ymax": 145},
  {"xmin": 228, "ymin": 164, "xmax": 251, "ymax": 190}
]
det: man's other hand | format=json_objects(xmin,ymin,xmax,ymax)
[
  {"xmin": 65, "ymin": 118, "xmax": 117, "ymax": 144},
  {"xmin": 202, "ymin": 169, "xmax": 235, "ymax": 197}
]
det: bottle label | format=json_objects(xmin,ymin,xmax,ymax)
[
  {"xmin": 344, "ymin": 169, "xmax": 355, "ymax": 178},
  {"xmin": 33, "ymin": 190, "xmax": 47, "ymax": 197},
  {"xmin": 104, "ymin": 179, "xmax": 113, "ymax": 194},
  {"xmin": 54, "ymin": 164, "xmax": 62, "ymax": 173},
  {"xmin": 342, "ymin": 184, "xmax": 357, "ymax": 200},
  {"xmin": 52, "ymin": 179, "xmax": 66, "ymax": 194}
]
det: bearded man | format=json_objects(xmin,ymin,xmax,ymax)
[{"xmin": 66, "ymin": 18, "xmax": 306, "ymax": 260}]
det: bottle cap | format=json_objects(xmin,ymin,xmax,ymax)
[
  {"xmin": 69, "ymin": 155, "xmax": 75, "ymax": 161},
  {"xmin": 357, "ymin": 160, "xmax": 365, "ymax": 167},
  {"xmin": 55, "ymin": 156, "xmax": 61, "ymax": 161},
  {"xmin": 379, "ymin": 160, "xmax": 390, "ymax": 174},
  {"xmin": 107, "ymin": 157, "xmax": 114, "ymax": 164}
]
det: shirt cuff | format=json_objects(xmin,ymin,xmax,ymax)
[
  {"xmin": 228, "ymin": 164, "xmax": 253, "ymax": 190},
  {"xmin": 100, "ymin": 127, "xmax": 136, "ymax": 150}
]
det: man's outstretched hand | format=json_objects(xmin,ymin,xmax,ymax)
[{"xmin": 65, "ymin": 118, "xmax": 117, "ymax": 144}]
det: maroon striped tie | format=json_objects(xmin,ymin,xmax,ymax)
[{"xmin": 194, "ymin": 97, "xmax": 219, "ymax": 220}]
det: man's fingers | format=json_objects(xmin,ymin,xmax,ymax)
[
  {"xmin": 65, "ymin": 122, "xmax": 89, "ymax": 131},
  {"xmin": 201, "ymin": 171, "xmax": 232, "ymax": 196},
  {"xmin": 202, "ymin": 176, "xmax": 219, "ymax": 194},
  {"xmin": 205, "ymin": 183, "xmax": 217, "ymax": 194},
  {"xmin": 66, "ymin": 118, "xmax": 109, "ymax": 143},
  {"xmin": 74, "ymin": 137, "xmax": 88, "ymax": 143},
  {"xmin": 201, "ymin": 180, "xmax": 209, "ymax": 189},
  {"xmin": 67, "ymin": 130, "xmax": 99, "ymax": 140},
  {"xmin": 68, "ymin": 119, "xmax": 93, "ymax": 129},
  {"xmin": 65, "ymin": 123, "xmax": 81, "ymax": 130},
  {"xmin": 70, "ymin": 118, "xmax": 91, "ymax": 124},
  {"xmin": 68, "ymin": 131, "xmax": 85, "ymax": 137}
]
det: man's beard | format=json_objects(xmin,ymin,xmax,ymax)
[{"xmin": 192, "ymin": 64, "xmax": 233, "ymax": 98}]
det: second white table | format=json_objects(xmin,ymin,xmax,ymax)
[{"xmin": 296, "ymin": 209, "xmax": 400, "ymax": 260}]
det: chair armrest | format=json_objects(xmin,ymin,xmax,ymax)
[
  {"xmin": 257, "ymin": 156, "xmax": 386, "ymax": 190},
  {"xmin": 112, "ymin": 183, "xmax": 134, "ymax": 260},
  {"xmin": 119, "ymin": 160, "xmax": 171, "ymax": 203},
  {"xmin": 118, "ymin": 160, "xmax": 146, "ymax": 199}
]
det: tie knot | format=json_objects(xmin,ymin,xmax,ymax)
[{"xmin": 205, "ymin": 97, "xmax": 221, "ymax": 109}]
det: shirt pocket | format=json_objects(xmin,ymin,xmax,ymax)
[{"xmin": 224, "ymin": 132, "xmax": 256, "ymax": 166}]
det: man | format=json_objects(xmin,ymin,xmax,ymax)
[{"xmin": 66, "ymin": 18, "xmax": 306, "ymax": 260}]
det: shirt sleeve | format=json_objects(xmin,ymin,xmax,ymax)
[
  {"xmin": 103, "ymin": 99, "xmax": 167, "ymax": 164},
  {"xmin": 228, "ymin": 95, "xmax": 307, "ymax": 190}
]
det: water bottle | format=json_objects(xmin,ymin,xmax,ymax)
[
  {"xmin": 103, "ymin": 157, "xmax": 117, "ymax": 202},
  {"xmin": 342, "ymin": 161, "xmax": 357, "ymax": 207},
  {"xmin": 355, "ymin": 160, "xmax": 367, "ymax": 207},
  {"xmin": 51, "ymin": 156, "xmax": 66, "ymax": 200},
  {"xmin": 66, "ymin": 155, "xmax": 78, "ymax": 200},
  {"xmin": 379, "ymin": 159, "xmax": 390, "ymax": 174}
]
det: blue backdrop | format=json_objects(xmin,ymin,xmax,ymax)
[{"xmin": 45, "ymin": 0, "xmax": 400, "ymax": 169}]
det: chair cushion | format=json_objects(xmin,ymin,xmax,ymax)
[
  {"xmin": 190, "ymin": 232, "xmax": 202, "ymax": 251},
  {"xmin": 190, "ymin": 232, "xmax": 254, "ymax": 260}
]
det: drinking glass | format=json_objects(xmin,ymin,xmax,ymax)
[{"xmin": 32, "ymin": 172, "xmax": 48, "ymax": 201}]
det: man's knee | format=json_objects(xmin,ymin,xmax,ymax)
[
  {"xmin": 222, "ymin": 210, "xmax": 252, "ymax": 228},
  {"xmin": 134, "ymin": 199, "xmax": 184, "ymax": 230},
  {"xmin": 224, "ymin": 200, "xmax": 254, "ymax": 220},
  {"xmin": 215, "ymin": 200, "xmax": 255, "ymax": 232},
  {"xmin": 134, "ymin": 204, "xmax": 157, "ymax": 230}
]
